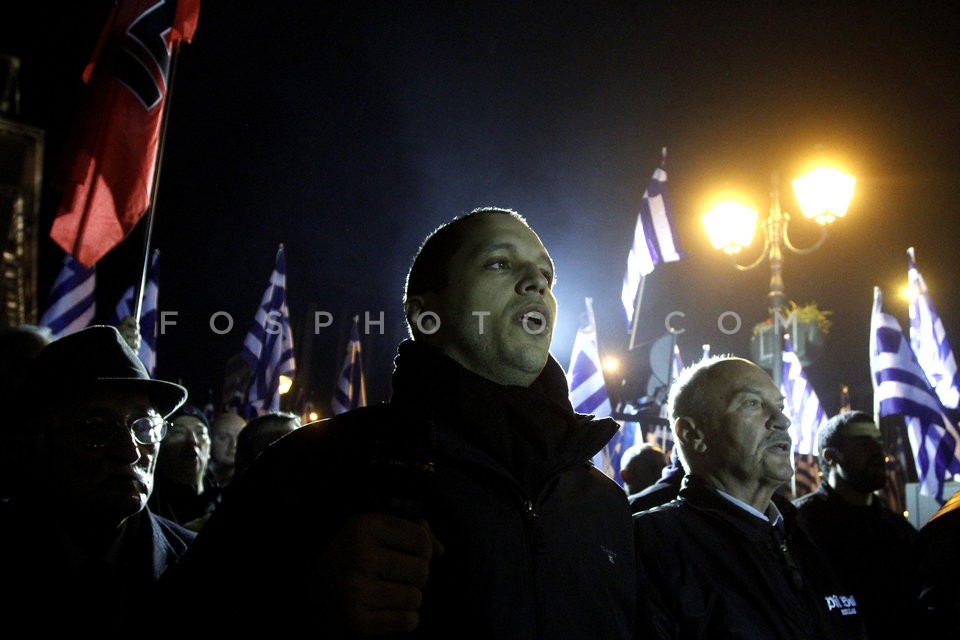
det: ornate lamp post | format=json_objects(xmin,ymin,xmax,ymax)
[{"xmin": 701, "ymin": 166, "xmax": 856, "ymax": 387}]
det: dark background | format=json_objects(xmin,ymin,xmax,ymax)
[{"xmin": 4, "ymin": 1, "xmax": 959, "ymax": 418}]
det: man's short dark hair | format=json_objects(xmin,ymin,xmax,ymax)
[
  {"xmin": 817, "ymin": 410, "xmax": 875, "ymax": 469},
  {"xmin": 170, "ymin": 403, "xmax": 210, "ymax": 431},
  {"xmin": 403, "ymin": 207, "xmax": 527, "ymax": 300}
]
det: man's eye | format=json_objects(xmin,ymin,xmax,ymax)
[{"xmin": 486, "ymin": 259, "xmax": 508, "ymax": 270}]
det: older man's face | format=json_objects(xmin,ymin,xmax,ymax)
[
  {"xmin": 704, "ymin": 360, "xmax": 794, "ymax": 495},
  {"xmin": 41, "ymin": 389, "xmax": 160, "ymax": 526},
  {"xmin": 414, "ymin": 214, "xmax": 557, "ymax": 386}
]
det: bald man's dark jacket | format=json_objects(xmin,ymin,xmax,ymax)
[{"xmin": 633, "ymin": 475, "xmax": 868, "ymax": 640}]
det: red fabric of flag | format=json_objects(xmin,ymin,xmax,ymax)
[{"xmin": 50, "ymin": 0, "xmax": 200, "ymax": 267}]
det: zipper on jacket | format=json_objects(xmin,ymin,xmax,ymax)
[
  {"xmin": 777, "ymin": 537, "xmax": 805, "ymax": 592},
  {"xmin": 524, "ymin": 499, "xmax": 547, "ymax": 554},
  {"xmin": 523, "ymin": 498, "xmax": 546, "ymax": 638}
]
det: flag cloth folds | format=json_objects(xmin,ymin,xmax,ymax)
[
  {"xmin": 781, "ymin": 335, "xmax": 827, "ymax": 456},
  {"xmin": 781, "ymin": 335, "xmax": 827, "ymax": 497},
  {"xmin": 870, "ymin": 286, "xmax": 960, "ymax": 504},
  {"xmin": 242, "ymin": 245, "xmax": 296, "ymax": 417},
  {"xmin": 108, "ymin": 249, "xmax": 159, "ymax": 376},
  {"xmin": 332, "ymin": 315, "xmax": 367, "ymax": 415},
  {"xmin": 39, "ymin": 254, "xmax": 96, "ymax": 339},
  {"xmin": 621, "ymin": 150, "xmax": 685, "ymax": 330},
  {"xmin": 566, "ymin": 298, "xmax": 619, "ymax": 481},
  {"xmin": 907, "ymin": 247, "xmax": 960, "ymax": 409},
  {"xmin": 50, "ymin": 0, "xmax": 200, "ymax": 266}
]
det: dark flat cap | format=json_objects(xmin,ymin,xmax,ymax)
[{"xmin": 30, "ymin": 325, "xmax": 187, "ymax": 418}]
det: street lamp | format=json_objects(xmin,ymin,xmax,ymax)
[{"xmin": 701, "ymin": 166, "xmax": 856, "ymax": 386}]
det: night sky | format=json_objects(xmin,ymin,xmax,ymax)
[{"xmin": 6, "ymin": 1, "xmax": 960, "ymax": 418}]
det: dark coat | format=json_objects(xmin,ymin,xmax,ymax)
[
  {"xmin": 0, "ymin": 504, "xmax": 194, "ymax": 634},
  {"xmin": 917, "ymin": 491, "xmax": 960, "ymax": 636},
  {"xmin": 634, "ymin": 475, "xmax": 868, "ymax": 640},
  {"xmin": 163, "ymin": 342, "xmax": 638, "ymax": 638},
  {"xmin": 793, "ymin": 483, "xmax": 920, "ymax": 639}
]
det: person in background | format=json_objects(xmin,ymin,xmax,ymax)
[
  {"xmin": 208, "ymin": 411, "xmax": 246, "ymax": 487},
  {"xmin": 160, "ymin": 207, "xmax": 641, "ymax": 638},
  {"xmin": 633, "ymin": 355, "xmax": 867, "ymax": 639},
  {"xmin": 620, "ymin": 442, "xmax": 666, "ymax": 497},
  {"xmin": 233, "ymin": 411, "xmax": 301, "ymax": 477},
  {"xmin": 793, "ymin": 410, "xmax": 920, "ymax": 640},
  {"xmin": 629, "ymin": 446, "xmax": 685, "ymax": 514},
  {"xmin": 0, "ymin": 325, "xmax": 194, "ymax": 634},
  {"xmin": 916, "ymin": 486, "xmax": 960, "ymax": 634},
  {"xmin": 149, "ymin": 403, "xmax": 220, "ymax": 526}
]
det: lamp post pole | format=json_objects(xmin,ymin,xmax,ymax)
[
  {"xmin": 766, "ymin": 172, "xmax": 786, "ymax": 388},
  {"xmin": 702, "ymin": 162, "xmax": 855, "ymax": 387}
]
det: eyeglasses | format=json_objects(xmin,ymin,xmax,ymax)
[{"xmin": 69, "ymin": 414, "xmax": 169, "ymax": 449}]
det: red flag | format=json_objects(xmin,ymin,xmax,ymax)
[{"xmin": 50, "ymin": 0, "xmax": 200, "ymax": 267}]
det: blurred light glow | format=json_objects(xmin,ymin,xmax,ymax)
[
  {"xmin": 702, "ymin": 201, "xmax": 758, "ymax": 254},
  {"xmin": 791, "ymin": 167, "xmax": 856, "ymax": 224},
  {"xmin": 278, "ymin": 374, "xmax": 293, "ymax": 395},
  {"xmin": 602, "ymin": 356, "xmax": 620, "ymax": 374}
]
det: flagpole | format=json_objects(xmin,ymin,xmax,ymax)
[
  {"xmin": 628, "ymin": 147, "xmax": 667, "ymax": 352},
  {"xmin": 628, "ymin": 276, "xmax": 646, "ymax": 351},
  {"xmin": 133, "ymin": 45, "xmax": 183, "ymax": 323}
]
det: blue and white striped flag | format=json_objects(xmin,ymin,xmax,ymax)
[
  {"xmin": 621, "ymin": 149, "xmax": 685, "ymax": 330},
  {"xmin": 781, "ymin": 335, "xmax": 827, "ymax": 456},
  {"xmin": 566, "ymin": 298, "xmax": 619, "ymax": 481},
  {"xmin": 242, "ymin": 245, "xmax": 296, "ymax": 417},
  {"xmin": 107, "ymin": 249, "xmax": 159, "ymax": 376},
  {"xmin": 870, "ymin": 286, "xmax": 960, "ymax": 504},
  {"xmin": 39, "ymin": 254, "xmax": 96, "ymax": 339},
  {"xmin": 332, "ymin": 315, "xmax": 367, "ymax": 415},
  {"xmin": 907, "ymin": 247, "xmax": 960, "ymax": 409}
]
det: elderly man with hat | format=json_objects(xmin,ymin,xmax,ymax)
[{"xmin": 0, "ymin": 325, "xmax": 195, "ymax": 633}]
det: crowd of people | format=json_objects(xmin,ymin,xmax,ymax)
[{"xmin": 1, "ymin": 207, "xmax": 957, "ymax": 637}]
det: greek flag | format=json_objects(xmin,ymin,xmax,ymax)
[
  {"xmin": 566, "ymin": 298, "xmax": 618, "ymax": 480},
  {"xmin": 781, "ymin": 335, "xmax": 827, "ymax": 456},
  {"xmin": 39, "ymin": 254, "xmax": 96, "ymax": 339},
  {"xmin": 107, "ymin": 249, "xmax": 159, "ymax": 376},
  {"xmin": 870, "ymin": 286, "xmax": 960, "ymax": 504},
  {"xmin": 621, "ymin": 149, "xmax": 685, "ymax": 330},
  {"xmin": 242, "ymin": 245, "xmax": 296, "ymax": 417},
  {"xmin": 907, "ymin": 247, "xmax": 960, "ymax": 409},
  {"xmin": 332, "ymin": 315, "xmax": 367, "ymax": 415}
]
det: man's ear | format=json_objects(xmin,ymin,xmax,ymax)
[
  {"xmin": 675, "ymin": 417, "xmax": 707, "ymax": 453},
  {"xmin": 405, "ymin": 294, "xmax": 440, "ymax": 336},
  {"xmin": 404, "ymin": 295, "xmax": 425, "ymax": 330},
  {"xmin": 821, "ymin": 446, "xmax": 841, "ymax": 467}
]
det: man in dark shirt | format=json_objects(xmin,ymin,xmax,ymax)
[{"xmin": 794, "ymin": 410, "xmax": 920, "ymax": 639}]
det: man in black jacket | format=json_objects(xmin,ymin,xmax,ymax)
[
  {"xmin": 633, "ymin": 356, "xmax": 867, "ymax": 639},
  {"xmin": 162, "ymin": 208, "xmax": 638, "ymax": 638},
  {"xmin": 794, "ymin": 410, "xmax": 920, "ymax": 640},
  {"xmin": 0, "ymin": 325, "xmax": 194, "ymax": 634}
]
